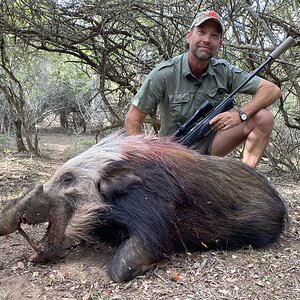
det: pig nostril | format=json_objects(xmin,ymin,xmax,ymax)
[{"xmin": 20, "ymin": 215, "xmax": 28, "ymax": 224}]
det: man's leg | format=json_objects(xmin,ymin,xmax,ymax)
[{"xmin": 210, "ymin": 109, "xmax": 274, "ymax": 168}]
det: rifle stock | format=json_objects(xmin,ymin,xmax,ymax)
[{"xmin": 173, "ymin": 36, "xmax": 295, "ymax": 147}]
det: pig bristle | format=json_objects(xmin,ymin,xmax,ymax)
[{"xmin": 65, "ymin": 202, "xmax": 107, "ymax": 241}]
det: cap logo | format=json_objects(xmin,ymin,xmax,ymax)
[{"xmin": 205, "ymin": 11, "xmax": 220, "ymax": 20}]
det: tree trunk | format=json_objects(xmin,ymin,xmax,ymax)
[
  {"xmin": 0, "ymin": 113, "xmax": 9, "ymax": 134},
  {"xmin": 60, "ymin": 109, "xmax": 69, "ymax": 129},
  {"xmin": 14, "ymin": 118, "xmax": 27, "ymax": 152}
]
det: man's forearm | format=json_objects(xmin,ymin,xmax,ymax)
[
  {"xmin": 124, "ymin": 104, "xmax": 147, "ymax": 135},
  {"xmin": 241, "ymin": 79, "xmax": 281, "ymax": 117},
  {"xmin": 124, "ymin": 119, "xmax": 143, "ymax": 135}
]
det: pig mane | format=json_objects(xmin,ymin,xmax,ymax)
[
  {"xmin": 100, "ymin": 131, "xmax": 199, "ymax": 167},
  {"xmin": 62, "ymin": 131, "xmax": 199, "ymax": 180}
]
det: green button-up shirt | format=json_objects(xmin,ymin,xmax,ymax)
[{"xmin": 132, "ymin": 53, "xmax": 260, "ymax": 136}]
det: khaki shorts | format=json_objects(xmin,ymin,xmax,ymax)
[{"xmin": 190, "ymin": 129, "xmax": 217, "ymax": 155}]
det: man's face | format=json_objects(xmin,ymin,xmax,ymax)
[{"xmin": 186, "ymin": 20, "xmax": 222, "ymax": 61}]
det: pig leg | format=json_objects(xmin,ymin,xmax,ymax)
[{"xmin": 107, "ymin": 235, "xmax": 158, "ymax": 282}]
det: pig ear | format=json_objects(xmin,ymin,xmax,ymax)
[{"xmin": 99, "ymin": 161, "xmax": 142, "ymax": 197}]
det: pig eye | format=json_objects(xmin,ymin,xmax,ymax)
[{"xmin": 60, "ymin": 173, "xmax": 75, "ymax": 185}]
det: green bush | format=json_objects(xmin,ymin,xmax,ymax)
[
  {"xmin": 0, "ymin": 134, "xmax": 9, "ymax": 144},
  {"xmin": 0, "ymin": 134, "xmax": 12, "ymax": 153}
]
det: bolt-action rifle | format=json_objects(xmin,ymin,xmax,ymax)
[{"xmin": 173, "ymin": 36, "xmax": 295, "ymax": 147}]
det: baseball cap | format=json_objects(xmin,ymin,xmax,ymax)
[{"xmin": 190, "ymin": 10, "xmax": 224, "ymax": 35}]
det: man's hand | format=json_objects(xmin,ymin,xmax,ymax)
[{"xmin": 209, "ymin": 111, "xmax": 242, "ymax": 131}]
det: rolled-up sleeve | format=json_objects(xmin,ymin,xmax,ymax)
[
  {"xmin": 228, "ymin": 65, "xmax": 260, "ymax": 95},
  {"xmin": 132, "ymin": 71, "xmax": 165, "ymax": 115}
]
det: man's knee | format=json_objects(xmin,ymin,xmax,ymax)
[{"xmin": 251, "ymin": 109, "xmax": 274, "ymax": 133}]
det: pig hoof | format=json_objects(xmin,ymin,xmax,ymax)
[
  {"xmin": 28, "ymin": 250, "xmax": 53, "ymax": 264},
  {"xmin": 28, "ymin": 253, "xmax": 45, "ymax": 264}
]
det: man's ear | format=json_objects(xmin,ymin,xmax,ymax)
[{"xmin": 186, "ymin": 30, "xmax": 191, "ymax": 44}]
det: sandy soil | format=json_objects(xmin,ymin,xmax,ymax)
[{"xmin": 0, "ymin": 132, "xmax": 299, "ymax": 300}]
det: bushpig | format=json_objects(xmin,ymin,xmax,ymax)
[{"xmin": 0, "ymin": 132, "xmax": 288, "ymax": 282}]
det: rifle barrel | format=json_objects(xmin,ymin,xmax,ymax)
[{"xmin": 226, "ymin": 36, "xmax": 295, "ymax": 100}]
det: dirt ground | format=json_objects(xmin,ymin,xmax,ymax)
[{"xmin": 0, "ymin": 132, "xmax": 299, "ymax": 300}]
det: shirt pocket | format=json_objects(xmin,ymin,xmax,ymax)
[
  {"xmin": 206, "ymin": 87, "xmax": 229, "ymax": 107},
  {"xmin": 168, "ymin": 92, "xmax": 193, "ymax": 122}
]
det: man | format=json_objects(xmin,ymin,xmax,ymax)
[{"xmin": 124, "ymin": 10, "xmax": 281, "ymax": 168}]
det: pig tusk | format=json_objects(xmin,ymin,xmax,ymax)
[{"xmin": 17, "ymin": 226, "xmax": 40, "ymax": 253}]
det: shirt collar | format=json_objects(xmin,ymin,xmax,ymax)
[
  {"xmin": 206, "ymin": 59, "xmax": 217, "ymax": 76},
  {"xmin": 182, "ymin": 53, "xmax": 192, "ymax": 77},
  {"xmin": 183, "ymin": 52, "xmax": 216, "ymax": 79}
]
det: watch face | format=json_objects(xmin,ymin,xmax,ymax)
[
  {"xmin": 239, "ymin": 111, "xmax": 248, "ymax": 121},
  {"xmin": 241, "ymin": 113, "xmax": 247, "ymax": 120}
]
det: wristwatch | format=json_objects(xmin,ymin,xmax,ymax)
[{"xmin": 238, "ymin": 109, "xmax": 248, "ymax": 122}]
